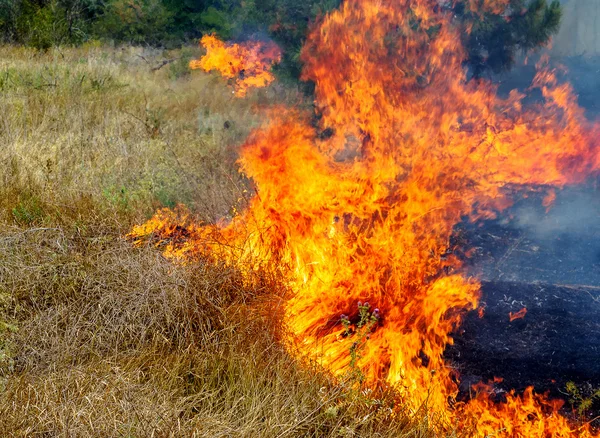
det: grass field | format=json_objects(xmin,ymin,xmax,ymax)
[{"xmin": 0, "ymin": 45, "xmax": 445, "ymax": 437}]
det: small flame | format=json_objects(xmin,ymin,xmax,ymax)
[
  {"xmin": 190, "ymin": 35, "xmax": 282, "ymax": 97},
  {"xmin": 543, "ymin": 189, "xmax": 557, "ymax": 213},
  {"xmin": 509, "ymin": 307, "xmax": 528, "ymax": 322}
]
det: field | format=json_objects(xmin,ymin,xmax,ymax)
[{"xmin": 0, "ymin": 45, "xmax": 442, "ymax": 437}]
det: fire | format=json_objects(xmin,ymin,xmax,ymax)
[
  {"xmin": 131, "ymin": 0, "xmax": 600, "ymax": 435},
  {"xmin": 462, "ymin": 385, "xmax": 587, "ymax": 437},
  {"xmin": 190, "ymin": 35, "xmax": 282, "ymax": 97},
  {"xmin": 509, "ymin": 307, "xmax": 528, "ymax": 322}
]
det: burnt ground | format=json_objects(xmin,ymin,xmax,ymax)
[
  {"xmin": 445, "ymin": 282, "xmax": 600, "ymax": 396},
  {"xmin": 444, "ymin": 186, "xmax": 600, "ymax": 419}
]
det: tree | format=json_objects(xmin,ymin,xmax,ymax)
[
  {"xmin": 181, "ymin": 0, "xmax": 560, "ymax": 81},
  {"xmin": 0, "ymin": 0, "xmax": 105, "ymax": 47},
  {"xmin": 93, "ymin": 0, "xmax": 174, "ymax": 45},
  {"xmin": 454, "ymin": 0, "xmax": 562, "ymax": 78}
]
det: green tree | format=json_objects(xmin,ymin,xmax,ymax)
[
  {"xmin": 93, "ymin": 0, "xmax": 174, "ymax": 45},
  {"xmin": 454, "ymin": 0, "xmax": 562, "ymax": 78},
  {"xmin": 0, "ymin": 0, "xmax": 562, "ymax": 81},
  {"xmin": 0, "ymin": 0, "xmax": 104, "ymax": 47},
  {"xmin": 163, "ymin": 0, "xmax": 205, "ymax": 39},
  {"xmin": 268, "ymin": 0, "xmax": 341, "ymax": 79},
  {"xmin": 180, "ymin": 0, "xmax": 341, "ymax": 79}
]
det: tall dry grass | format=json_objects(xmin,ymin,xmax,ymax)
[
  {"xmin": 0, "ymin": 43, "xmax": 277, "ymax": 226},
  {"xmin": 0, "ymin": 45, "xmax": 445, "ymax": 437}
]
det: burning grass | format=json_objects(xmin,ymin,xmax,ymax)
[
  {"xmin": 130, "ymin": 0, "xmax": 600, "ymax": 435},
  {"xmin": 0, "ymin": 224, "xmax": 315, "ymax": 436},
  {"xmin": 0, "ymin": 45, "xmax": 450, "ymax": 437}
]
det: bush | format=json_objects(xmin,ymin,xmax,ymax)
[
  {"xmin": 93, "ymin": 0, "xmax": 175, "ymax": 46},
  {"xmin": 455, "ymin": 0, "xmax": 562, "ymax": 77},
  {"xmin": 0, "ymin": 0, "xmax": 20, "ymax": 41},
  {"xmin": 0, "ymin": 0, "xmax": 103, "ymax": 48},
  {"xmin": 18, "ymin": 1, "xmax": 69, "ymax": 50}
]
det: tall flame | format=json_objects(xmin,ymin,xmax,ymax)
[
  {"xmin": 132, "ymin": 0, "xmax": 600, "ymax": 435},
  {"xmin": 190, "ymin": 35, "xmax": 282, "ymax": 97}
]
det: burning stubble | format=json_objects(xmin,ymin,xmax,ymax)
[{"xmin": 131, "ymin": 0, "xmax": 600, "ymax": 436}]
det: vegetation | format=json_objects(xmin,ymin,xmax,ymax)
[
  {"xmin": 454, "ymin": 0, "xmax": 562, "ymax": 77},
  {"xmin": 0, "ymin": 0, "xmax": 561, "ymax": 79},
  {"xmin": 0, "ymin": 45, "xmax": 450, "ymax": 437},
  {"xmin": 565, "ymin": 381, "xmax": 600, "ymax": 416}
]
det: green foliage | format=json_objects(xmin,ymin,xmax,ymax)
[
  {"xmin": 565, "ymin": 381, "xmax": 600, "ymax": 416},
  {"xmin": 341, "ymin": 302, "xmax": 380, "ymax": 388},
  {"xmin": 0, "ymin": 0, "xmax": 20, "ymax": 41},
  {"xmin": 0, "ymin": 0, "xmax": 103, "ymax": 48},
  {"xmin": 455, "ymin": 0, "xmax": 562, "ymax": 77},
  {"xmin": 270, "ymin": 0, "xmax": 342, "ymax": 80},
  {"xmin": 18, "ymin": 1, "xmax": 66, "ymax": 50},
  {"xmin": 12, "ymin": 194, "xmax": 46, "ymax": 225},
  {"xmin": 198, "ymin": 6, "xmax": 233, "ymax": 39},
  {"xmin": 0, "ymin": 0, "xmax": 562, "ymax": 81},
  {"xmin": 160, "ymin": 0, "xmax": 206, "ymax": 40},
  {"xmin": 93, "ymin": 0, "xmax": 174, "ymax": 45}
]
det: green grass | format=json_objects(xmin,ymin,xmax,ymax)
[{"xmin": 0, "ymin": 44, "xmax": 446, "ymax": 437}]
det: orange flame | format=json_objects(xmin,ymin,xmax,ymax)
[
  {"xmin": 543, "ymin": 189, "xmax": 557, "ymax": 212},
  {"xmin": 132, "ymin": 0, "xmax": 600, "ymax": 435},
  {"xmin": 509, "ymin": 307, "xmax": 528, "ymax": 322},
  {"xmin": 478, "ymin": 306, "xmax": 486, "ymax": 319},
  {"xmin": 190, "ymin": 35, "xmax": 282, "ymax": 97}
]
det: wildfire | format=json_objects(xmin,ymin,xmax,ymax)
[
  {"xmin": 190, "ymin": 35, "xmax": 282, "ymax": 97},
  {"xmin": 131, "ymin": 0, "xmax": 600, "ymax": 435}
]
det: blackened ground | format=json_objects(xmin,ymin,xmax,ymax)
[
  {"xmin": 445, "ymin": 281, "xmax": 600, "ymax": 394},
  {"xmin": 444, "ymin": 186, "xmax": 600, "ymax": 418},
  {"xmin": 457, "ymin": 186, "xmax": 600, "ymax": 285}
]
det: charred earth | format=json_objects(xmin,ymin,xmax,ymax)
[{"xmin": 447, "ymin": 186, "xmax": 600, "ymax": 420}]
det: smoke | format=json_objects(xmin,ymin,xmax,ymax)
[
  {"xmin": 492, "ymin": 56, "xmax": 600, "ymax": 120},
  {"xmin": 553, "ymin": 0, "xmax": 600, "ymax": 58},
  {"xmin": 513, "ymin": 187, "xmax": 600, "ymax": 239},
  {"xmin": 490, "ymin": 0, "xmax": 600, "ymax": 118},
  {"xmin": 485, "ymin": 49, "xmax": 600, "ymax": 283},
  {"xmin": 466, "ymin": 185, "xmax": 600, "ymax": 285},
  {"xmin": 477, "ymin": 17, "xmax": 600, "ymax": 285},
  {"xmin": 559, "ymin": 56, "xmax": 600, "ymax": 118},
  {"xmin": 484, "ymin": 1, "xmax": 600, "ymax": 284}
]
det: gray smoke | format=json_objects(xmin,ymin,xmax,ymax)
[
  {"xmin": 483, "ymin": 186, "xmax": 600, "ymax": 285},
  {"xmin": 514, "ymin": 188, "xmax": 600, "ymax": 239}
]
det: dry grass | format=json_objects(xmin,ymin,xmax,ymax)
[
  {"xmin": 0, "ymin": 43, "xmax": 295, "ymax": 225},
  {"xmin": 0, "ymin": 45, "xmax": 444, "ymax": 437}
]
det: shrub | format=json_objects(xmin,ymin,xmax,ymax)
[
  {"xmin": 0, "ymin": 0, "xmax": 103, "ymax": 48},
  {"xmin": 93, "ymin": 0, "xmax": 174, "ymax": 46}
]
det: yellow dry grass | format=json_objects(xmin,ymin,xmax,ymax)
[{"xmin": 0, "ymin": 45, "xmax": 446, "ymax": 437}]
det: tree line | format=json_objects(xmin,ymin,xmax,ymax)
[{"xmin": 0, "ymin": 0, "xmax": 561, "ymax": 78}]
